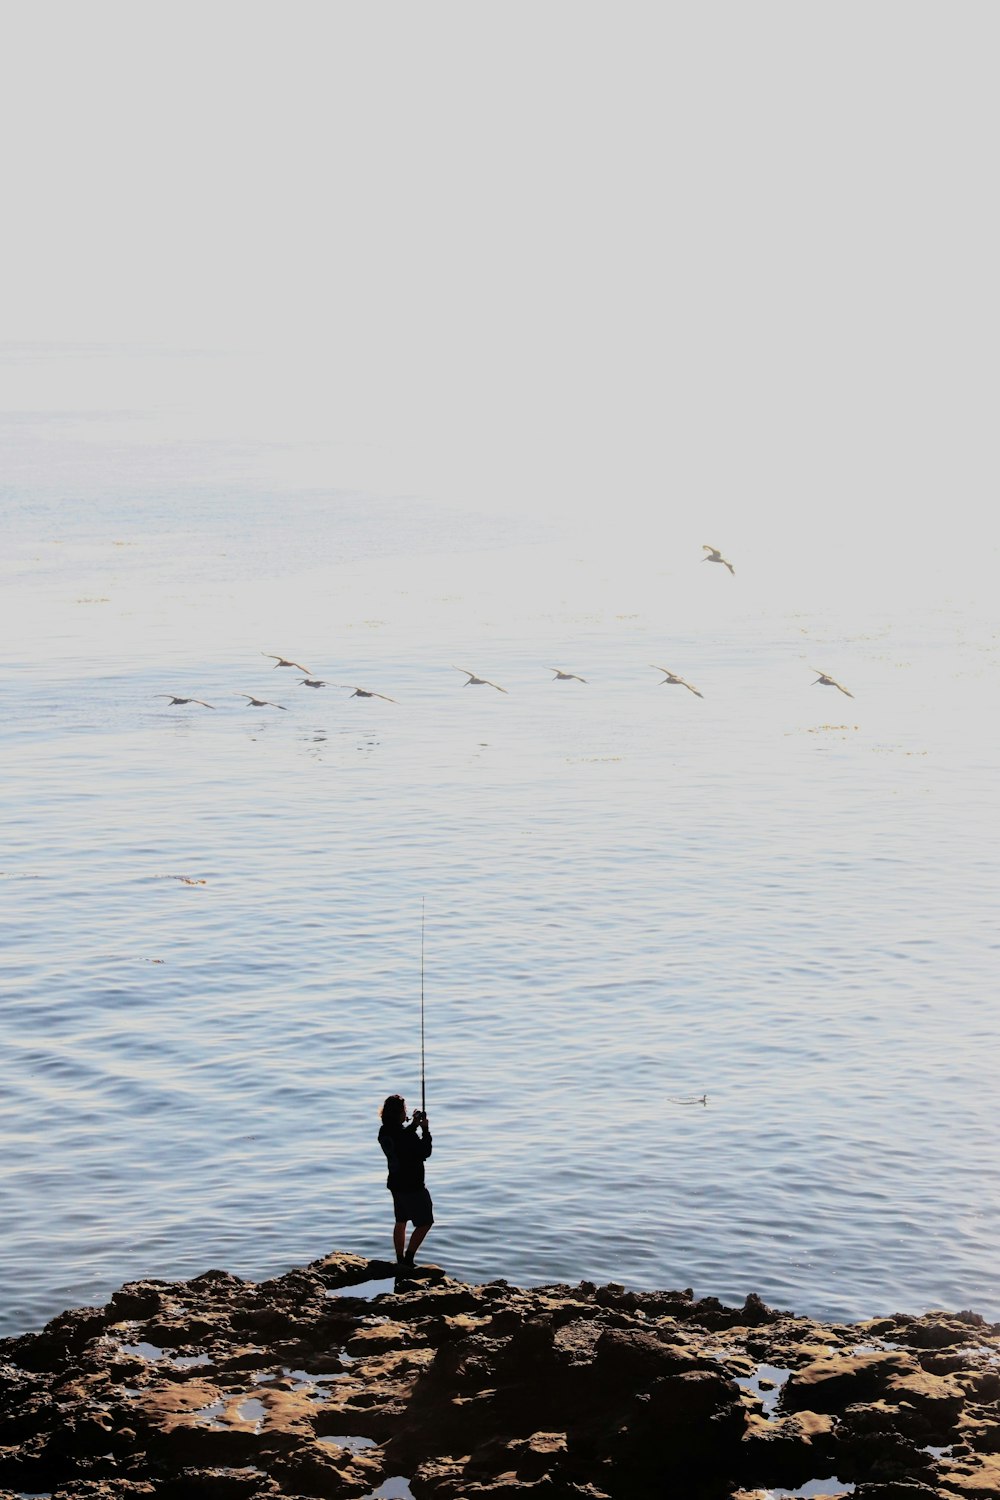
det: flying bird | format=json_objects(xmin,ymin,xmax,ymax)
[
  {"xmin": 336, "ymin": 685, "xmax": 398, "ymax": 703},
  {"xmin": 237, "ymin": 695, "xmax": 288, "ymax": 710},
  {"xmin": 262, "ymin": 653, "xmax": 313, "ymax": 673},
  {"xmin": 650, "ymin": 666, "xmax": 704, "ymax": 698},
  {"xmin": 811, "ymin": 668, "xmax": 854, "ymax": 698},
  {"xmin": 453, "ymin": 667, "xmax": 508, "ymax": 693},
  {"xmin": 702, "ymin": 545, "xmax": 734, "ymax": 575},
  {"xmin": 298, "ymin": 678, "xmax": 328, "ymax": 688},
  {"xmin": 549, "ymin": 668, "xmax": 588, "ymax": 683},
  {"xmin": 155, "ymin": 696, "xmax": 215, "ymax": 709}
]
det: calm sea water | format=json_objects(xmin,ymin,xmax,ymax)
[{"xmin": 1, "ymin": 365, "xmax": 998, "ymax": 1335}]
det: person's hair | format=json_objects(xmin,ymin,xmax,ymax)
[{"xmin": 379, "ymin": 1094, "xmax": 406, "ymax": 1125}]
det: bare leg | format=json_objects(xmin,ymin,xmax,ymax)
[
  {"xmin": 406, "ymin": 1223, "xmax": 431, "ymax": 1262},
  {"xmin": 393, "ymin": 1222, "xmax": 407, "ymax": 1260}
]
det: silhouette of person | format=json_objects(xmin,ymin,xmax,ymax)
[{"xmin": 378, "ymin": 1094, "xmax": 433, "ymax": 1265}]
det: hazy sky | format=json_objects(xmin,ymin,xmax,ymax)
[{"xmin": 2, "ymin": 3, "xmax": 998, "ymax": 548}]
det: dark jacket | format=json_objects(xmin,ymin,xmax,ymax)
[{"xmin": 378, "ymin": 1120, "xmax": 432, "ymax": 1192}]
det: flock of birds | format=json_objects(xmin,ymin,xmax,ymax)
[{"xmin": 154, "ymin": 546, "xmax": 856, "ymax": 710}]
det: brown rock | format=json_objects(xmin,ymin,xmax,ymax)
[
  {"xmin": 1, "ymin": 1251, "xmax": 997, "ymax": 1500},
  {"xmin": 851, "ymin": 1486, "xmax": 942, "ymax": 1499},
  {"xmin": 884, "ymin": 1363, "xmax": 964, "ymax": 1422},
  {"xmin": 937, "ymin": 1451, "xmax": 1000, "ymax": 1497},
  {"xmin": 593, "ymin": 1326, "xmax": 710, "ymax": 1384},
  {"xmin": 741, "ymin": 1409, "xmax": 836, "ymax": 1488},
  {"xmin": 269, "ymin": 1440, "xmax": 375, "ymax": 1497},
  {"xmin": 782, "ymin": 1351, "xmax": 925, "ymax": 1413},
  {"xmin": 506, "ymin": 1429, "xmax": 569, "ymax": 1477}
]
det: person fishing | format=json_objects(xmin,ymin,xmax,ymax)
[{"xmin": 377, "ymin": 1094, "xmax": 433, "ymax": 1265}]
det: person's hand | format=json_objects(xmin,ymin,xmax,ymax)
[{"xmin": 414, "ymin": 1110, "xmax": 428, "ymax": 1128}]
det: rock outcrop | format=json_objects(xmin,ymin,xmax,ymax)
[{"xmin": 1, "ymin": 1253, "xmax": 997, "ymax": 1499}]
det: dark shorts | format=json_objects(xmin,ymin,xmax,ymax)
[{"xmin": 391, "ymin": 1186, "xmax": 434, "ymax": 1227}]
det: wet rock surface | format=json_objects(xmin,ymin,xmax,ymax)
[{"xmin": 1, "ymin": 1254, "xmax": 998, "ymax": 1499}]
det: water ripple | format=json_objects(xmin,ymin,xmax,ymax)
[{"xmin": 1, "ymin": 494, "xmax": 997, "ymax": 1333}]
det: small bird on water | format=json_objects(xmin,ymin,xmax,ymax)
[
  {"xmin": 453, "ymin": 667, "xmax": 508, "ymax": 693},
  {"xmin": 702, "ymin": 545, "xmax": 735, "ymax": 575},
  {"xmin": 262, "ymin": 652, "xmax": 313, "ymax": 673},
  {"xmin": 237, "ymin": 695, "xmax": 288, "ymax": 710},
  {"xmin": 811, "ymin": 668, "xmax": 854, "ymax": 698},
  {"xmin": 549, "ymin": 668, "xmax": 588, "ymax": 683},
  {"xmin": 650, "ymin": 666, "xmax": 704, "ymax": 698},
  {"xmin": 155, "ymin": 695, "xmax": 215, "ymax": 708}
]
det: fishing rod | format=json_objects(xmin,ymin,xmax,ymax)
[{"xmin": 420, "ymin": 896, "xmax": 426, "ymax": 1119}]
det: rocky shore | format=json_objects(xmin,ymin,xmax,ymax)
[{"xmin": 2, "ymin": 1252, "xmax": 998, "ymax": 1500}]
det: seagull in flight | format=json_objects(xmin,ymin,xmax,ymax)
[
  {"xmin": 650, "ymin": 666, "xmax": 704, "ymax": 698},
  {"xmin": 549, "ymin": 668, "xmax": 588, "ymax": 683},
  {"xmin": 298, "ymin": 678, "xmax": 328, "ymax": 688},
  {"xmin": 155, "ymin": 695, "xmax": 215, "ymax": 709},
  {"xmin": 262, "ymin": 652, "xmax": 313, "ymax": 673},
  {"xmin": 811, "ymin": 668, "xmax": 854, "ymax": 698},
  {"xmin": 453, "ymin": 667, "xmax": 508, "ymax": 693},
  {"xmin": 702, "ymin": 545, "xmax": 735, "ymax": 575},
  {"xmin": 336, "ymin": 685, "xmax": 398, "ymax": 703},
  {"xmin": 237, "ymin": 695, "xmax": 288, "ymax": 710}
]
